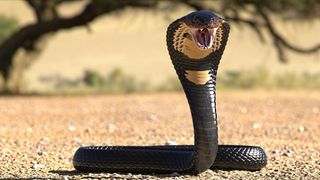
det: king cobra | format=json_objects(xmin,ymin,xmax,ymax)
[{"xmin": 73, "ymin": 11, "xmax": 267, "ymax": 174}]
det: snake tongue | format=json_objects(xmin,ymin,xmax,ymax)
[{"xmin": 191, "ymin": 28, "xmax": 214, "ymax": 49}]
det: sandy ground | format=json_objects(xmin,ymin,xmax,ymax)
[{"xmin": 0, "ymin": 90, "xmax": 319, "ymax": 179}]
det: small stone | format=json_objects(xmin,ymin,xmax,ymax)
[
  {"xmin": 73, "ymin": 137, "xmax": 82, "ymax": 144},
  {"xmin": 165, "ymin": 140, "xmax": 178, "ymax": 145},
  {"xmin": 271, "ymin": 150, "xmax": 279, "ymax": 154},
  {"xmin": 253, "ymin": 123, "xmax": 262, "ymax": 129},
  {"xmin": 31, "ymin": 163, "xmax": 46, "ymax": 169},
  {"xmin": 169, "ymin": 172, "xmax": 180, "ymax": 177},
  {"xmin": 26, "ymin": 127, "xmax": 33, "ymax": 133},
  {"xmin": 68, "ymin": 125, "xmax": 76, "ymax": 132},
  {"xmin": 37, "ymin": 151, "xmax": 48, "ymax": 156},
  {"xmin": 59, "ymin": 155, "xmax": 65, "ymax": 160},
  {"xmin": 106, "ymin": 124, "xmax": 116, "ymax": 133},
  {"xmin": 40, "ymin": 137, "xmax": 50, "ymax": 142},
  {"xmin": 84, "ymin": 128, "xmax": 91, "ymax": 133},
  {"xmin": 112, "ymin": 173, "xmax": 122, "ymax": 178},
  {"xmin": 147, "ymin": 113, "xmax": 157, "ymax": 121},
  {"xmin": 282, "ymin": 146, "xmax": 294, "ymax": 157},
  {"xmin": 283, "ymin": 146, "xmax": 293, "ymax": 152},
  {"xmin": 282, "ymin": 152, "xmax": 292, "ymax": 157},
  {"xmin": 298, "ymin": 126, "xmax": 307, "ymax": 132}
]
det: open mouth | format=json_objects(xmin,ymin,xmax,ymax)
[{"xmin": 190, "ymin": 28, "xmax": 217, "ymax": 49}]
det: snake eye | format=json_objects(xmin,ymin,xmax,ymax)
[{"xmin": 183, "ymin": 33, "xmax": 192, "ymax": 40}]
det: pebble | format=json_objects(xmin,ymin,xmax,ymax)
[
  {"xmin": 298, "ymin": 126, "xmax": 307, "ymax": 132},
  {"xmin": 106, "ymin": 124, "xmax": 116, "ymax": 133},
  {"xmin": 73, "ymin": 137, "xmax": 82, "ymax": 144},
  {"xmin": 40, "ymin": 137, "xmax": 50, "ymax": 142},
  {"xmin": 1, "ymin": 92, "xmax": 319, "ymax": 179},
  {"xmin": 282, "ymin": 146, "xmax": 294, "ymax": 157},
  {"xmin": 165, "ymin": 140, "xmax": 178, "ymax": 145},
  {"xmin": 31, "ymin": 163, "xmax": 46, "ymax": 169},
  {"xmin": 253, "ymin": 123, "xmax": 262, "ymax": 129},
  {"xmin": 169, "ymin": 172, "xmax": 180, "ymax": 177},
  {"xmin": 283, "ymin": 146, "xmax": 294, "ymax": 152},
  {"xmin": 68, "ymin": 125, "xmax": 76, "ymax": 132},
  {"xmin": 282, "ymin": 152, "xmax": 292, "ymax": 157},
  {"xmin": 147, "ymin": 113, "xmax": 158, "ymax": 121},
  {"xmin": 26, "ymin": 127, "xmax": 33, "ymax": 133},
  {"xmin": 37, "ymin": 151, "xmax": 48, "ymax": 156},
  {"xmin": 84, "ymin": 128, "xmax": 91, "ymax": 134}
]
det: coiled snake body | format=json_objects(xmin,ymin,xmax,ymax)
[{"xmin": 73, "ymin": 11, "xmax": 267, "ymax": 174}]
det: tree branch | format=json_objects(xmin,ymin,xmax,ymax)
[
  {"xmin": 25, "ymin": 0, "xmax": 59, "ymax": 22},
  {"xmin": 177, "ymin": 0, "xmax": 266, "ymax": 42},
  {"xmin": 178, "ymin": 0, "xmax": 320, "ymax": 62},
  {"xmin": 225, "ymin": 16, "xmax": 266, "ymax": 43},
  {"xmin": 256, "ymin": 5, "xmax": 320, "ymax": 62},
  {"xmin": 0, "ymin": 0, "xmax": 158, "ymax": 79}
]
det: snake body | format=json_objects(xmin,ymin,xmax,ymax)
[{"xmin": 73, "ymin": 11, "xmax": 267, "ymax": 174}]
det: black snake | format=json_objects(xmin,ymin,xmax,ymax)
[{"xmin": 73, "ymin": 11, "xmax": 267, "ymax": 174}]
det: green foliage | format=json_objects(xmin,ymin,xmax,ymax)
[
  {"xmin": 217, "ymin": 67, "xmax": 320, "ymax": 90},
  {"xmin": 61, "ymin": 67, "xmax": 320, "ymax": 95},
  {"xmin": 83, "ymin": 70, "xmax": 106, "ymax": 87},
  {"xmin": 104, "ymin": 68, "xmax": 139, "ymax": 92},
  {"xmin": 157, "ymin": 67, "xmax": 320, "ymax": 92},
  {"xmin": 31, "ymin": 67, "xmax": 320, "ymax": 95},
  {"xmin": 30, "ymin": 66, "xmax": 320, "ymax": 95},
  {"xmin": 274, "ymin": 72, "xmax": 320, "ymax": 89},
  {"xmin": 218, "ymin": 67, "xmax": 272, "ymax": 89},
  {"xmin": 81, "ymin": 68, "xmax": 149, "ymax": 93},
  {"xmin": 0, "ymin": 15, "xmax": 18, "ymax": 43}
]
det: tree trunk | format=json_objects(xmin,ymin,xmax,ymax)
[
  {"xmin": 2, "ymin": 35, "xmax": 52, "ymax": 94},
  {"xmin": 0, "ymin": 0, "xmax": 61, "ymax": 94}
]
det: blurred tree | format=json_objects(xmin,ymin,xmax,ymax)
[{"xmin": 0, "ymin": 0, "xmax": 319, "ymax": 94}]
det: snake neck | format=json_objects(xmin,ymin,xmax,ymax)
[
  {"xmin": 166, "ymin": 19, "xmax": 229, "ymax": 174},
  {"xmin": 174, "ymin": 60, "xmax": 218, "ymax": 173}
]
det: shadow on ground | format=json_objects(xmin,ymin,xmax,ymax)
[{"xmin": 50, "ymin": 169, "xmax": 190, "ymax": 179}]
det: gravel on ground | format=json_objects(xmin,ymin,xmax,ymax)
[{"xmin": 0, "ymin": 90, "xmax": 319, "ymax": 179}]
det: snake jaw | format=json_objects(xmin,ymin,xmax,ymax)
[
  {"xmin": 189, "ymin": 27, "xmax": 218, "ymax": 49},
  {"xmin": 181, "ymin": 10, "xmax": 225, "ymax": 50}
]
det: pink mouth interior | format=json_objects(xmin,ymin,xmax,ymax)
[{"xmin": 190, "ymin": 28, "xmax": 215, "ymax": 49}]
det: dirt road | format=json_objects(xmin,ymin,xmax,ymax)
[{"xmin": 0, "ymin": 91, "xmax": 319, "ymax": 179}]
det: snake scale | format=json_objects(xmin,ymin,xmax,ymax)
[{"xmin": 73, "ymin": 11, "xmax": 267, "ymax": 174}]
